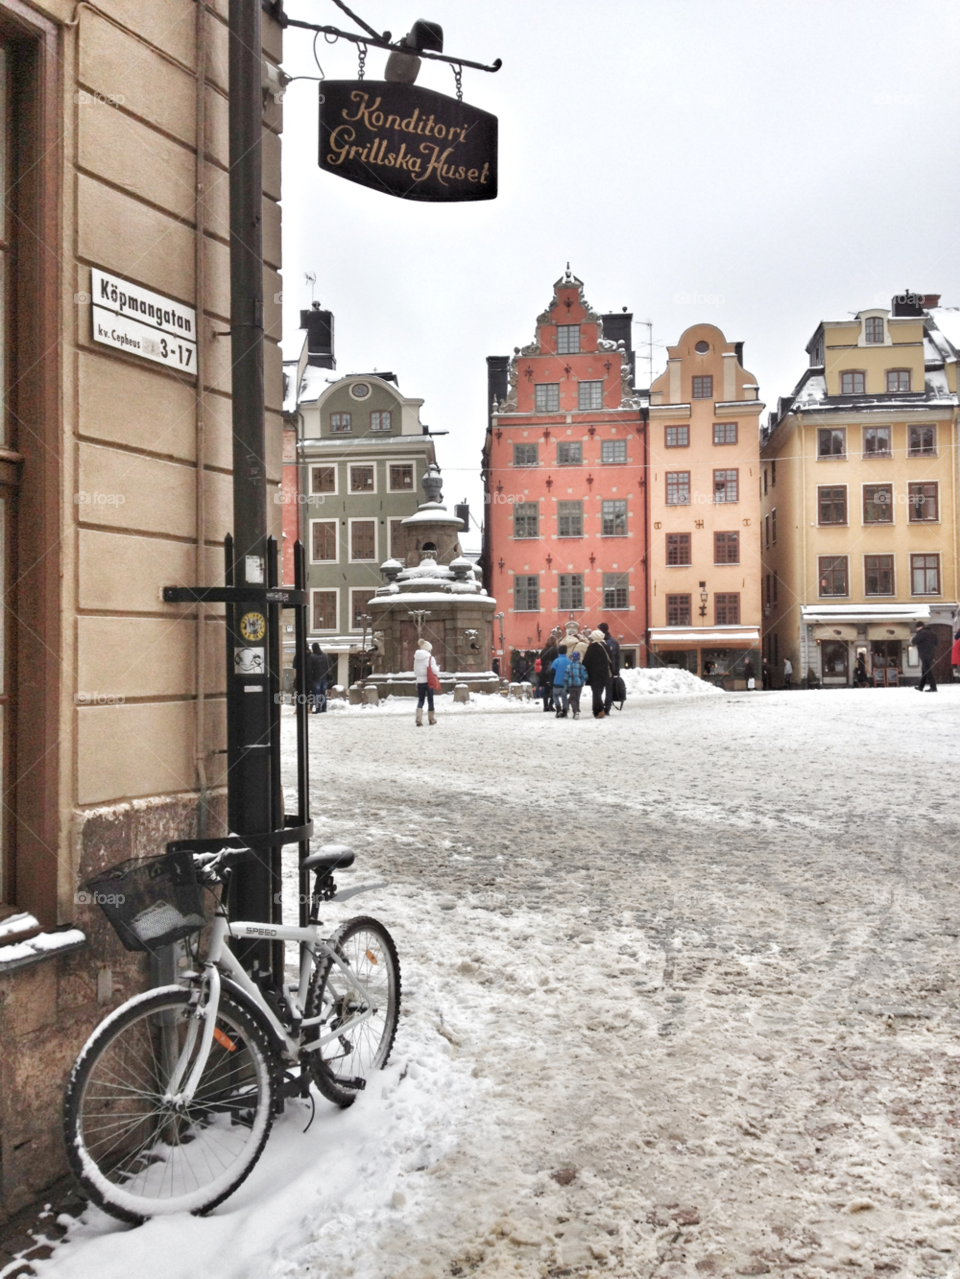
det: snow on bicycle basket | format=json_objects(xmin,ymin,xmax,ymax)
[{"xmin": 83, "ymin": 849, "xmax": 206, "ymax": 952}]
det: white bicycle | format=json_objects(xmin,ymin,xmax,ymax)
[{"xmin": 64, "ymin": 844, "xmax": 400, "ymax": 1222}]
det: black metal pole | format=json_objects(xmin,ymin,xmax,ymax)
[
  {"xmin": 227, "ymin": 0, "xmax": 273, "ymax": 980},
  {"xmin": 294, "ymin": 540, "xmax": 311, "ymax": 930}
]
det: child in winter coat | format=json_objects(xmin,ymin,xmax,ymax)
[
  {"xmin": 551, "ymin": 646, "xmax": 571, "ymax": 717},
  {"xmin": 563, "ymin": 650, "xmax": 587, "ymax": 719}
]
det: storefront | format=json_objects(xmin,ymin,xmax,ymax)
[
  {"xmin": 800, "ymin": 605, "xmax": 956, "ymax": 687},
  {"xmin": 648, "ymin": 626, "xmax": 761, "ymax": 690}
]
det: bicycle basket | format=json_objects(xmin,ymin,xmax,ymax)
[{"xmin": 83, "ymin": 849, "xmax": 206, "ymax": 952}]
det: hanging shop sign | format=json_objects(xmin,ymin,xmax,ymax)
[
  {"xmin": 90, "ymin": 268, "xmax": 197, "ymax": 373},
  {"xmin": 319, "ymin": 81, "xmax": 497, "ymax": 202}
]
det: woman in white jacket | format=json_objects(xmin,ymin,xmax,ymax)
[{"xmin": 412, "ymin": 639, "xmax": 440, "ymax": 726}]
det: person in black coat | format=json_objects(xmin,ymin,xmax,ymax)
[
  {"xmin": 538, "ymin": 639, "xmax": 559, "ymax": 712},
  {"xmin": 583, "ymin": 630, "xmax": 613, "ymax": 718},
  {"xmin": 308, "ymin": 642, "xmax": 330, "ymax": 712},
  {"xmin": 597, "ymin": 622, "xmax": 621, "ymax": 713},
  {"xmin": 913, "ymin": 622, "xmax": 938, "ymax": 692}
]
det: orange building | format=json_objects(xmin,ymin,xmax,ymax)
[
  {"xmin": 647, "ymin": 324, "xmax": 765, "ymax": 685},
  {"xmin": 482, "ymin": 270, "xmax": 647, "ymax": 672}
]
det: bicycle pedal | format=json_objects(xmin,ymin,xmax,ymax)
[{"xmin": 344, "ymin": 1077, "xmax": 366, "ymax": 1091}]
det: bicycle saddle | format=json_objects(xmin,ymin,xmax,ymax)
[{"xmin": 303, "ymin": 844, "xmax": 355, "ymax": 874}]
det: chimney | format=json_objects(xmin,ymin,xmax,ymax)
[
  {"xmin": 299, "ymin": 303, "xmax": 335, "ymax": 368},
  {"xmin": 486, "ymin": 355, "xmax": 509, "ymax": 426},
  {"xmin": 891, "ymin": 290, "xmax": 940, "ymax": 317},
  {"xmin": 600, "ymin": 312, "xmax": 635, "ymax": 387}
]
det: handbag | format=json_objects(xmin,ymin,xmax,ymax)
[
  {"xmin": 426, "ymin": 662, "xmax": 441, "ymax": 691},
  {"xmin": 747, "ymin": 677, "xmax": 756, "ymax": 690}
]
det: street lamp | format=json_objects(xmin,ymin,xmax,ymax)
[{"xmin": 699, "ymin": 581, "xmax": 708, "ymax": 619}]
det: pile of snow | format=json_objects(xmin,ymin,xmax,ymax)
[{"xmin": 621, "ymin": 666, "xmax": 724, "ymax": 698}]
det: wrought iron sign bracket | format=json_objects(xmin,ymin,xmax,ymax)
[{"xmin": 162, "ymin": 585, "xmax": 308, "ymax": 607}]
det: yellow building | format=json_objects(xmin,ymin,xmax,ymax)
[
  {"xmin": 648, "ymin": 324, "xmax": 765, "ymax": 687},
  {"xmin": 760, "ymin": 295, "xmax": 959, "ymax": 688}
]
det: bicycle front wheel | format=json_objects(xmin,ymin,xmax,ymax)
[
  {"xmin": 305, "ymin": 916, "xmax": 401, "ymax": 1107},
  {"xmin": 64, "ymin": 986, "xmax": 276, "ymax": 1222}
]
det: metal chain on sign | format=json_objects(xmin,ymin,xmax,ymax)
[
  {"xmin": 357, "ymin": 42, "xmax": 367, "ymax": 80},
  {"xmin": 452, "ymin": 63, "xmax": 463, "ymax": 102}
]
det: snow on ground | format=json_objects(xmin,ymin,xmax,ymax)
[{"xmin": 35, "ymin": 684, "xmax": 960, "ymax": 1278}]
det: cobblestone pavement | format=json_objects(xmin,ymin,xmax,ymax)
[{"xmin": 297, "ymin": 687, "xmax": 960, "ymax": 1277}]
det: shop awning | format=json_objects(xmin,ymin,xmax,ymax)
[
  {"xmin": 866, "ymin": 623, "xmax": 913, "ymax": 641},
  {"xmin": 649, "ymin": 627, "xmax": 760, "ymax": 647},
  {"xmin": 812, "ymin": 624, "xmax": 858, "ymax": 641}
]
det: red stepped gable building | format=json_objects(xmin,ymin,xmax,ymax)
[{"xmin": 482, "ymin": 270, "xmax": 648, "ymax": 673}]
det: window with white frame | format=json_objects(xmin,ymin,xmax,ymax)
[
  {"xmin": 911, "ymin": 554, "xmax": 940, "ymax": 595},
  {"xmin": 864, "ymin": 316, "xmax": 884, "ymax": 344},
  {"xmin": 312, "ymin": 589, "xmax": 338, "ymax": 631},
  {"xmin": 349, "ymin": 519, "xmax": 376, "ymax": 561},
  {"xmin": 310, "ymin": 465, "xmax": 336, "ymax": 494},
  {"xmin": 388, "ymin": 463, "xmax": 414, "ymax": 492},
  {"xmin": 310, "ymin": 519, "xmax": 337, "ymax": 562},
  {"xmin": 349, "ymin": 464, "xmax": 375, "ymax": 493}
]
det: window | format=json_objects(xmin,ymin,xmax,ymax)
[
  {"xmin": 818, "ymin": 485, "xmax": 847, "ymax": 524},
  {"xmin": 535, "ymin": 384, "xmax": 560, "ymax": 413},
  {"xmin": 666, "ymin": 472, "xmax": 690, "ymax": 505},
  {"xmin": 911, "ymin": 554, "xmax": 940, "ymax": 595},
  {"xmin": 714, "ymin": 531, "xmax": 739, "ymax": 564},
  {"xmin": 388, "ymin": 463, "xmax": 414, "ymax": 491},
  {"xmin": 557, "ymin": 324, "xmax": 580, "ymax": 355},
  {"xmin": 665, "ymin": 425, "xmax": 689, "ymax": 448},
  {"xmin": 311, "ymin": 465, "xmax": 336, "ymax": 494},
  {"xmin": 764, "ymin": 514, "xmax": 770, "ymax": 548},
  {"xmin": 667, "ymin": 532, "xmax": 691, "ymax": 566},
  {"xmin": 840, "ymin": 371, "xmax": 865, "ymax": 394},
  {"xmin": 370, "ymin": 410, "xmax": 392, "ymax": 432},
  {"xmin": 818, "ymin": 428, "xmax": 846, "ymax": 458},
  {"xmin": 558, "ymin": 573, "xmax": 584, "ymax": 610},
  {"xmin": 351, "ymin": 589, "xmax": 376, "ymax": 628},
  {"xmin": 601, "ymin": 439, "xmax": 627, "ymax": 464},
  {"xmin": 349, "ymin": 519, "xmax": 376, "ymax": 561},
  {"xmin": 557, "ymin": 441, "xmax": 582, "ymax": 466},
  {"xmin": 349, "ymin": 464, "xmax": 375, "ymax": 493},
  {"xmin": 908, "ymin": 482, "xmax": 938, "ymax": 522},
  {"xmin": 514, "ymin": 502, "xmax": 539, "ymax": 538},
  {"xmin": 908, "ymin": 425, "xmax": 937, "ymax": 456},
  {"xmin": 863, "ymin": 484, "xmax": 893, "ymax": 523},
  {"xmin": 578, "ymin": 381, "xmax": 603, "ymax": 411},
  {"xmin": 601, "ymin": 499, "xmax": 627, "ymax": 536},
  {"xmin": 514, "ymin": 574, "xmax": 540, "ymax": 611},
  {"xmin": 312, "ymin": 589, "xmax": 338, "ymax": 631},
  {"xmin": 331, "ymin": 411, "xmax": 351, "ymax": 433},
  {"xmin": 389, "ymin": 517, "xmax": 405, "ymax": 559},
  {"xmin": 864, "ymin": 316, "xmax": 884, "ymax": 344},
  {"xmin": 773, "ymin": 572, "xmax": 778, "ymax": 603},
  {"xmin": 772, "ymin": 508, "xmax": 777, "ymax": 544},
  {"xmin": 603, "ymin": 573, "xmax": 629, "ymax": 610},
  {"xmin": 714, "ymin": 469, "xmax": 739, "ymax": 503},
  {"xmin": 713, "ymin": 422, "xmax": 738, "ymax": 445},
  {"xmin": 557, "ymin": 500, "xmax": 583, "ymax": 537},
  {"xmin": 513, "ymin": 443, "xmax": 538, "ymax": 467},
  {"xmin": 765, "ymin": 574, "xmax": 771, "ymax": 605},
  {"xmin": 692, "ymin": 376, "xmax": 713, "ymax": 399},
  {"xmin": 864, "ymin": 555, "xmax": 894, "ymax": 596},
  {"xmin": 714, "ymin": 593, "xmax": 740, "ymax": 625},
  {"xmin": 863, "ymin": 426, "xmax": 890, "ymax": 456},
  {"xmin": 666, "ymin": 594, "xmax": 691, "ymax": 626},
  {"xmin": 818, "ymin": 556, "xmax": 848, "ymax": 597},
  {"xmin": 310, "ymin": 520, "xmax": 337, "ymax": 562},
  {"xmin": 771, "ymin": 460, "xmax": 776, "ymax": 486},
  {"xmin": 886, "ymin": 370, "xmax": 911, "ymax": 393},
  {"xmin": 763, "ymin": 469, "xmax": 768, "ymax": 495}
]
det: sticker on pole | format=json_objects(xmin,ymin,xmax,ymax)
[
  {"xmin": 319, "ymin": 81, "xmax": 497, "ymax": 202},
  {"xmin": 234, "ymin": 647, "xmax": 265, "ymax": 676}
]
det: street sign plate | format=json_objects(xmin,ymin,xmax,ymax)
[
  {"xmin": 319, "ymin": 81, "xmax": 497, "ymax": 202},
  {"xmin": 90, "ymin": 268, "xmax": 197, "ymax": 373}
]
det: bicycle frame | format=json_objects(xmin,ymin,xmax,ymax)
[{"xmin": 167, "ymin": 906, "xmax": 384, "ymax": 1105}]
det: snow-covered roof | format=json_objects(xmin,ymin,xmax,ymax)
[{"xmin": 928, "ymin": 307, "xmax": 960, "ymax": 356}]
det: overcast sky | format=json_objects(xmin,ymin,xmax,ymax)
[{"xmin": 278, "ymin": 0, "xmax": 960, "ymax": 549}]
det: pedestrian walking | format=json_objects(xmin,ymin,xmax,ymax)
[
  {"xmin": 783, "ymin": 656, "xmax": 793, "ymax": 689},
  {"xmin": 583, "ymin": 628, "xmax": 613, "ymax": 719},
  {"xmin": 744, "ymin": 658, "xmax": 756, "ymax": 690},
  {"xmin": 597, "ymin": 622, "xmax": 621, "ymax": 714},
  {"xmin": 855, "ymin": 650, "xmax": 869, "ymax": 688},
  {"xmin": 761, "ymin": 657, "xmax": 772, "ymax": 691},
  {"xmin": 538, "ymin": 637, "xmax": 559, "ymax": 712},
  {"xmin": 308, "ymin": 643, "xmax": 330, "ymax": 713},
  {"xmin": 413, "ymin": 638, "xmax": 440, "ymax": 725},
  {"xmin": 551, "ymin": 645, "xmax": 571, "ymax": 717},
  {"xmin": 913, "ymin": 622, "xmax": 938, "ymax": 692},
  {"xmin": 564, "ymin": 649, "xmax": 587, "ymax": 718}
]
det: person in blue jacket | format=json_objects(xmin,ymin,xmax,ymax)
[
  {"xmin": 563, "ymin": 649, "xmax": 587, "ymax": 719},
  {"xmin": 551, "ymin": 645, "xmax": 571, "ymax": 717}
]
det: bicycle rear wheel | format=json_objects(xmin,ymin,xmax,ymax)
[
  {"xmin": 305, "ymin": 916, "xmax": 401, "ymax": 1107},
  {"xmin": 65, "ymin": 986, "xmax": 275, "ymax": 1222}
]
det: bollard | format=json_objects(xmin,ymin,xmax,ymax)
[
  {"xmin": 348, "ymin": 683, "xmax": 363, "ymax": 706},
  {"xmin": 453, "ymin": 683, "xmax": 470, "ymax": 704},
  {"xmin": 520, "ymin": 681, "xmax": 533, "ymax": 701},
  {"xmin": 508, "ymin": 682, "xmax": 521, "ymax": 699},
  {"xmin": 362, "ymin": 685, "xmax": 380, "ymax": 706}
]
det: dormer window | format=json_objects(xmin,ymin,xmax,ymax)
[
  {"xmin": 557, "ymin": 324, "xmax": 580, "ymax": 355},
  {"xmin": 810, "ymin": 336, "xmax": 824, "ymax": 366},
  {"xmin": 864, "ymin": 316, "xmax": 884, "ymax": 344}
]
